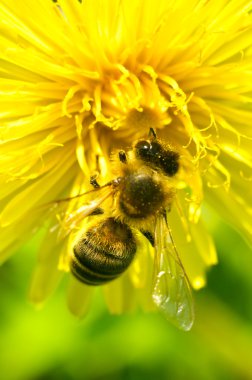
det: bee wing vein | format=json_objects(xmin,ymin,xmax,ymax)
[{"xmin": 152, "ymin": 215, "xmax": 194, "ymax": 331}]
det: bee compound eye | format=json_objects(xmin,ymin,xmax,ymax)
[{"xmin": 135, "ymin": 140, "xmax": 151, "ymax": 158}]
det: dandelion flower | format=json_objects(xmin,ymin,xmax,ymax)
[{"xmin": 0, "ymin": 0, "xmax": 251, "ymax": 322}]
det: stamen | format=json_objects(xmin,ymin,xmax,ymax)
[
  {"xmin": 207, "ymin": 160, "xmax": 231, "ymax": 191},
  {"xmin": 62, "ymin": 85, "xmax": 82, "ymax": 118}
]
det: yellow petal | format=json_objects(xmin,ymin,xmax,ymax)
[{"xmin": 67, "ymin": 277, "xmax": 94, "ymax": 318}]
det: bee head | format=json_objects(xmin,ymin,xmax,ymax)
[{"xmin": 134, "ymin": 139, "xmax": 179, "ymax": 177}]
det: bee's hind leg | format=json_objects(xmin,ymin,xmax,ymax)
[{"xmin": 140, "ymin": 230, "xmax": 155, "ymax": 247}]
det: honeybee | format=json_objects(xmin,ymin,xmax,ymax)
[{"xmin": 54, "ymin": 128, "xmax": 194, "ymax": 330}]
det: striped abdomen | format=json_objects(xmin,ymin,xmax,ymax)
[{"xmin": 70, "ymin": 217, "xmax": 136, "ymax": 285}]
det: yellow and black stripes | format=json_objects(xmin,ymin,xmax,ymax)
[{"xmin": 71, "ymin": 218, "xmax": 136, "ymax": 285}]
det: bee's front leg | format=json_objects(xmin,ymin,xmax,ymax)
[
  {"xmin": 90, "ymin": 174, "xmax": 100, "ymax": 188},
  {"xmin": 118, "ymin": 150, "xmax": 127, "ymax": 163}
]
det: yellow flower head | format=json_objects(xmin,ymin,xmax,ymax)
[{"xmin": 0, "ymin": 0, "xmax": 251, "ymax": 328}]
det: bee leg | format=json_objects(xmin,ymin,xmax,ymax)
[
  {"xmin": 90, "ymin": 175, "xmax": 100, "ymax": 188},
  {"xmin": 118, "ymin": 150, "xmax": 127, "ymax": 163},
  {"xmin": 149, "ymin": 127, "xmax": 157, "ymax": 140},
  {"xmin": 89, "ymin": 175, "xmax": 104, "ymax": 215},
  {"xmin": 90, "ymin": 207, "xmax": 104, "ymax": 216},
  {"xmin": 140, "ymin": 230, "xmax": 155, "ymax": 247}
]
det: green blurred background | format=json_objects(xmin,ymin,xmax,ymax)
[{"xmin": 0, "ymin": 205, "xmax": 252, "ymax": 380}]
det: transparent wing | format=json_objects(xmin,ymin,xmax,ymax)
[
  {"xmin": 42, "ymin": 185, "xmax": 115, "ymax": 240},
  {"xmin": 59, "ymin": 186, "xmax": 113, "ymax": 237},
  {"xmin": 152, "ymin": 215, "xmax": 195, "ymax": 331}
]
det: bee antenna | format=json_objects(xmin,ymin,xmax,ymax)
[{"xmin": 149, "ymin": 128, "xmax": 157, "ymax": 139}]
